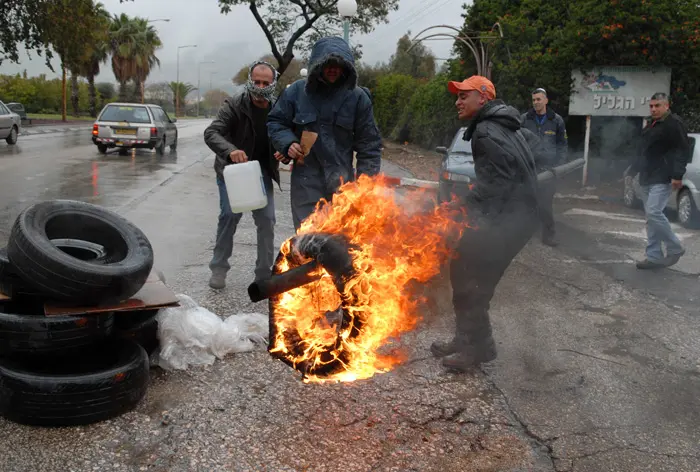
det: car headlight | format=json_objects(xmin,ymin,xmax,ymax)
[{"xmin": 441, "ymin": 171, "xmax": 471, "ymax": 183}]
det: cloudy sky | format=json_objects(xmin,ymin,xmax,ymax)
[{"xmin": 0, "ymin": 0, "xmax": 467, "ymax": 93}]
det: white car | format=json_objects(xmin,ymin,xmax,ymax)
[
  {"xmin": 0, "ymin": 100, "xmax": 21, "ymax": 145},
  {"xmin": 624, "ymin": 132, "xmax": 700, "ymax": 228}
]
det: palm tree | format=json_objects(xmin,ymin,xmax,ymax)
[
  {"xmin": 131, "ymin": 18, "xmax": 162, "ymax": 103},
  {"xmin": 109, "ymin": 13, "xmax": 139, "ymax": 101},
  {"xmin": 169, "ymin": 82, "xmax": 196, "ymax": 116},
  {"xmin": 80, "ymin": 2, "xmax": 111, "ymax": 117}
]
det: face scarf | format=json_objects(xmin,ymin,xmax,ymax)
[{"xmin": 245, "ymin": 61, "xmax": 278, "ymax": 103}]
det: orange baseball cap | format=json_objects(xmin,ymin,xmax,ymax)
[{"xmin": 448, "ymin": 76, "xmax": 496, "ymax": 99}]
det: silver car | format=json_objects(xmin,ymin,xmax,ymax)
[
  {"xmin": 0, "ymin": 100, "xmax": 21, "ymax": 145},
  {"xmin": 623, "ymin": 132, "xmax": 700, "ymax": 228},
  {"xmin": 92, "ymin": 102, "xmax": 178, "ymax": 155},
  {"xmin": 436, "ymin": 127, "xmax": 475, "ymax": 203}
]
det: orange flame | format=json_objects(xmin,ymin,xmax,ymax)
[{"xmin": 269, "ymin": 174, "xmax": 466, "ymax": 383}]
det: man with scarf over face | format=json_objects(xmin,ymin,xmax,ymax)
[
  {"xmin": 267, "ymin": 37, "xmax": 382, "ymax": 230},
  {"xmin": 203, "ymin": 61, "xmax": 282, "ymax": 290}
]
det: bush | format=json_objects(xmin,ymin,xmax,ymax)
[{"xmin": 372, "ymin": 74, "xmax": 418, "ymax": 136}]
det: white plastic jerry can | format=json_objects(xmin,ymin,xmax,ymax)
[{"xmin": 223, "ymin": 160, "xmax": 268, "ymax": 213}]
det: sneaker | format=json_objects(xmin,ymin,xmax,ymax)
[
  {"xmin": 663, "ymin": 249, "xmax": 686, "ymax": 267},
  {"xmin": 542, "ymin": 235, "xmax": 559, "ymax": 247},
  {"xmin": 636, "ymin": 259, "xmax": 664, "ymax": 270},
  {"xmin": 209, "ymin": 270, "xmax": 227, "ymax": 289}
]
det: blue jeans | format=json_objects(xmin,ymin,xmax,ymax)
[
  {"xmin": 640, "ymin": 183, "xmax": 684, "ymax": 262},
  {"xmin": 209, "ymin": 175, "xmax": 275, "ymax": 280}
]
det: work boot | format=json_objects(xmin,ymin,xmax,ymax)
[
  {"xmin": 442, "ymin": 337, "xmax": 497, "ymax": 372},
  {"xmin": 663, "ymin": 249, "xmax": 686, "ymax": 267},
  {"xmin": 430, "ymin": 338, "xmax": 459, "ymax": 358},
  {"xmin": 636, "ymin": 259, "xmax": 664, "ymax": 270},
  {"xmin": 208, "ymin": 270, "xmax": 227, "ymax": 290}
]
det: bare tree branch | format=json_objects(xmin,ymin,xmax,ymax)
[{"xmin": 249, "ymin": 0, "xmax": 283, "ymax": 66}]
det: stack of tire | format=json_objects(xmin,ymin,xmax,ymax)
[{"xmin": 0, "ymin": 200, "xmax": 158, "ymax": 427}]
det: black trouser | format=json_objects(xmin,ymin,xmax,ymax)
[
  {"xmin": 537, "ymin": 178, "xmax": 556, "ymax": 239},
  {"xmin": 449, "ymin": 211, "xmax": 537, "ymax": 349}
]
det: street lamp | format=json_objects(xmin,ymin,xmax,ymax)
[
  {"xmin": 176, "ymin": 44, "xmax": 197, "ymax": 117},
  {"xmin": 209, "ymin": 71, "xmax": 219, "ymax": 114},
  {"xmin": 337, "ymin": 0, "xmax": 357, "ymax": 44},
  {"xmin": 147, "ymin": 18, "xmax": 170, "ymax": 23},
  {"xmin": 197, "ymin": 61, "xmax": 215, "ymax": 117}
]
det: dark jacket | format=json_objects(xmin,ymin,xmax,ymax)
[
  {"xmin": 203, "ymin": 90, "xmax": 280, "ymax": 184},
  {"xmin": 631, "ymin": 112, "xmax": 690, "ymax": 186},
  {"xmin": 520, "ymin": 108, "xmax": 568, "ymax": 168},
  {"xmin": 267, "ymin": 37, "xmax": 382, "ymax": 196},
  {"xmin": 464, "ymin": 100, "xmax": 539, "ymax": 218}
]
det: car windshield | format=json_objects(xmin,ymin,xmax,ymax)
[
  {"xmin": 99, "ymin": 105, "xmax": 151, "ymax": 123},
  {"xmin": 7, "ymin": 104, "xmax": 23, "ymax": 112},
  {"xmin": 450, "ymin": 133, "xmax": 472, "ymax": 154}
]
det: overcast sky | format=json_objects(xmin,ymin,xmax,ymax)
[{"xmin": 0, "ymin": 0, "xmax": 468, "ymax": 93}]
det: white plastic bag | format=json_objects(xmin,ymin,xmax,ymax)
[{"xmin": 155, "ymin": 294, "xmax": 268, "ymax": 371}]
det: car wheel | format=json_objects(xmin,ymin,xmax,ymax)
[
  {"xmin": 6, "ymin": 126, "xmax": 18, "ymax": 145},
  {"xmin": 97, "ymin": 144, "xmax": 107, "ymax": 154},
  {"xmin": 677, "ymin": 189, "xmax": 699, "ymax": 228},
  {"xmin": 155, "ymin": 136, "xmax": 166, "ymax": 155},
  {"xmin": 170, "ymin": 133, "xmax": 177, "ymax": 151},
  {"xmin": 623, "ymin": 176, "xmax": 641, "ymax": 209},
  {"xmin": 118, "ymin": 148, "xmax": 129, "ymax": 156}
]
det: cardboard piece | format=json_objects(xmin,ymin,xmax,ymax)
[
  {"xmin": 0, "ymin": 271, "xmax": 179, "ymax": 316},
  {"xmin": 297, "ymin": 131, "xmax": 318, "ymax": 166}
]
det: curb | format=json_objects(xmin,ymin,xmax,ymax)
[{"xmin": 21, "ymin": 126, "xmax": 91, "ymax": 136}]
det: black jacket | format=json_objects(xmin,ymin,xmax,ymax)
[
  {"xmin": 203, "ymin": 91, "xmax": 280, "ymax": 184},
  {"xmin": 631, "ymin": 112, "xmax": 690, "ymax": 186},
  {"xmin": 520, "ymin": 108, "xmax": 568, "ymax": 168},
  {"xmin": 464, "ymin": 100, "xmax": 539, "ymax": 218}
]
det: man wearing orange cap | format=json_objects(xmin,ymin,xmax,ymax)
[{"xmin": 432, "ymin": 76, "xmax": 540, "ymax": 372}]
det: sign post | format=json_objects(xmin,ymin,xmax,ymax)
[{"xmin": 568, "ymin": 66, "xmax": 671, "ymax": 186}]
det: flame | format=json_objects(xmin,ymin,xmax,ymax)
[{"xmin": 269, "ymin": 174, "xmax": 466, "ymax": 383}]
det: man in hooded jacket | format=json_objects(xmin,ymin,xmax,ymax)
[
  {"xmin": 267, "ymin": 36, "xmax": 382, "ymax": 230},
  {"xmin": 432, "ymin": 76, "xmax": 540, "ymax": 372}
]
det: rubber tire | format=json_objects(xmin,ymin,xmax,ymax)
[
  {"xmin": 97, "ymin": 144, "xmax": 108, "ymax": 154},
  {"xmin": 7, "ymin": 200, "xmax": 154, "ymax": 304},
  {"xmin": 0, "ymin": 300, "xmax": 114, "ymax": 356},
  {"xmin": 677, "ymin": 188, "xmax": 700, "ymax": 229},
  {"xmin": 155, "ymin": 137, "xmax": 166, "ymax": 155},
  {"xmin": 6, "ymin": 126, "xmax": 18, "ymax": 145},
  {"xmin": 0, "ymin": 338, "xmax": 149, "ymax": 427},
  {"xmin": 118, "ymin": 148, "xmax": 129, "ymax": 155},
  {"xmin": 113, "ymin": 309, "xmax": 159, "ymax": 355},
  {"xmin": 170, "ymin": 133, "xmax": 177, "ymax": 151}
]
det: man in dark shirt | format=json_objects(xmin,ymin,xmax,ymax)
[
  {"xmin": 203, "ymin": 61, "xmax": 281, "ymax": 289},
  {"xmin": 628, "ymin": 92, "xmax": 690, "ymax": 269},
  {"xmin": 431, "ymin": 76, "xmax": 539, "ymax": 372}
]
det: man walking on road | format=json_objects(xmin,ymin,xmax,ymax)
[
  {"xmin": 432, "ymin": 76, "xmax": 539, "ymax": 372},
  {"xmin": 521, "ymin": 87, "xmax": 568, "ymax": 247},
  {"xmin": 267, "ymin": 36, "xmax": 382, "ymax": 230},
  {"xmin": 203, "ymin": 61, "xmax": 281, "ymax": 289},
  {"xmin": 628, "ymin": 92, "xmax": 690, "ymax": 269}
]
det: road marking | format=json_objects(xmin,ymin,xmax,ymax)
[
  {"xmin": 555, "ymin": 193, "xmax": 600, "ymax": 200},
  {"xmin": 606, "ymin": 229, "xmax": 694, "ymax": 241},
  {"xmin": 560, "ymin": 258, "xmax": 634, "ymax": 264},
  {"xmin": 563, "ymin": 208, "xmax": 645, "ymax": 223}
]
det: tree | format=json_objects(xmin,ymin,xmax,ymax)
[
  {"xmin": 355, "ymin": 61, "xmax": 390, "ymax": 92},
  {"xmin": 145, "ymin": 82, "xmax": 173, "ymax": 110},
  {"xmin": 0, "ymin": 0, "xmax": 52, "ymax": 68},
  {"xmin": 79, "ymin": 2, "xmax": 112, "ymax": 117},
  {"xmin": 389, "ymin": 33, "xmax": 436, "ymax": 80},
  {"xmin": 169, "ymin": 82, "xmax": 196, "ymax": 115},
  {"xmin": 203, "ymin": 89, "xmax": 231, "ymax": 115},
  {"xmin": 130, "ymin": 18, "xmax": 163, "ymax": 103},
  {"xmin": 43, "ymin": 0, "xmax": 106, "ymax": 121},
  {"xmin": 233, "ymin": 55, "xmax": 303, "ymax": 91},
  {"xmin": 218, "ymin": 0, "xmax": 399, "ymax": 76}
]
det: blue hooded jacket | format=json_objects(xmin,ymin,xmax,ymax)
[{"xmin": 267, "ymin": 37, "xmax": 382, "ymax": 199}]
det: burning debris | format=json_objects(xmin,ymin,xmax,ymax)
[{"xmin": 263, "ymin": 175, "xmax": 465, "ymax": 383}]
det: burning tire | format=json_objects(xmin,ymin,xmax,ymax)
[
  {"xmin": 268, "ymin": 233, "xmax": 363, "ymax": 379},
  {"xmin": 6, "ymin": 200, "xmax": 154, "ymax": 304},
  {"xmin": 0, "ymin": 338, "xmax": 149, "ymax": 427},
  {"xmin": 0, "ymin": 300, "xmax": 114, "ymax": 357}
]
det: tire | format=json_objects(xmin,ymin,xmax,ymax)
[
  {"xmin": 6, "ymin": 126, "xmax": 18, "ymax": 145},
  {"xmin": 97, "ymin": 144, "xmax": 108, "ymax": 154},
  {"xmin": 113, "ymin": 309, "xmax": 159, "ymax": 355},
  {"xmin": 0, "ymin": 300, "xmax": 114, "ymax": 356},
  {"xmin": 623, "ymin": 175, "xmax": 641, "ymax": 209},
  {"xmin": 118, "ymin": 148, "xmax": 129, "ymax": 156},
  {"xmin": 155, "ymin": 137, "xmax": 166, "ymax": 155},
  {"xmin": 0, "ymin": 338, "xmax": 149, "ymax": 427},
  {"xmin": 170, "ymin": 133, "xmax": 177, "ymax": 151},
  {"xmin": 677, "ymin": 188, "xmax": 700, "ymax": 229},
  {"xmin": 7, "ymin": 200, "xmax": 154, "ymax": 304}
]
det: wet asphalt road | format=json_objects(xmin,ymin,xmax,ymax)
[{"xmin": 0, "ymin": 120, "xmax": 211, "ymax": 244}]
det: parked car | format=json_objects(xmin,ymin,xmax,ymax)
[
  {"xmin": 92, "ymin": 102, "xmax": 177, "ymax": 155},
  {"xmin": 6, "ymin": 102, "xmax": 28, "ymax": 122},
  {"xmin": 436, "ymin": 127, "xmax": 474, "ymax": 203},
  {"xmin": 0, "ymin": 100, "xmax": 21, "ymax": 145},
  {"xmin": 623, "ymin": 132, "xmax": 700, "ymax": 228}
]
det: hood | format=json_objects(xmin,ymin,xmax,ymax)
[
  {"xmin": 465, "ymin": 100, "xmax": 521, "ymax": 140},
  {"xmin": 305, "ymin": 37, "xmax": 357, "ymax": 94}
]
